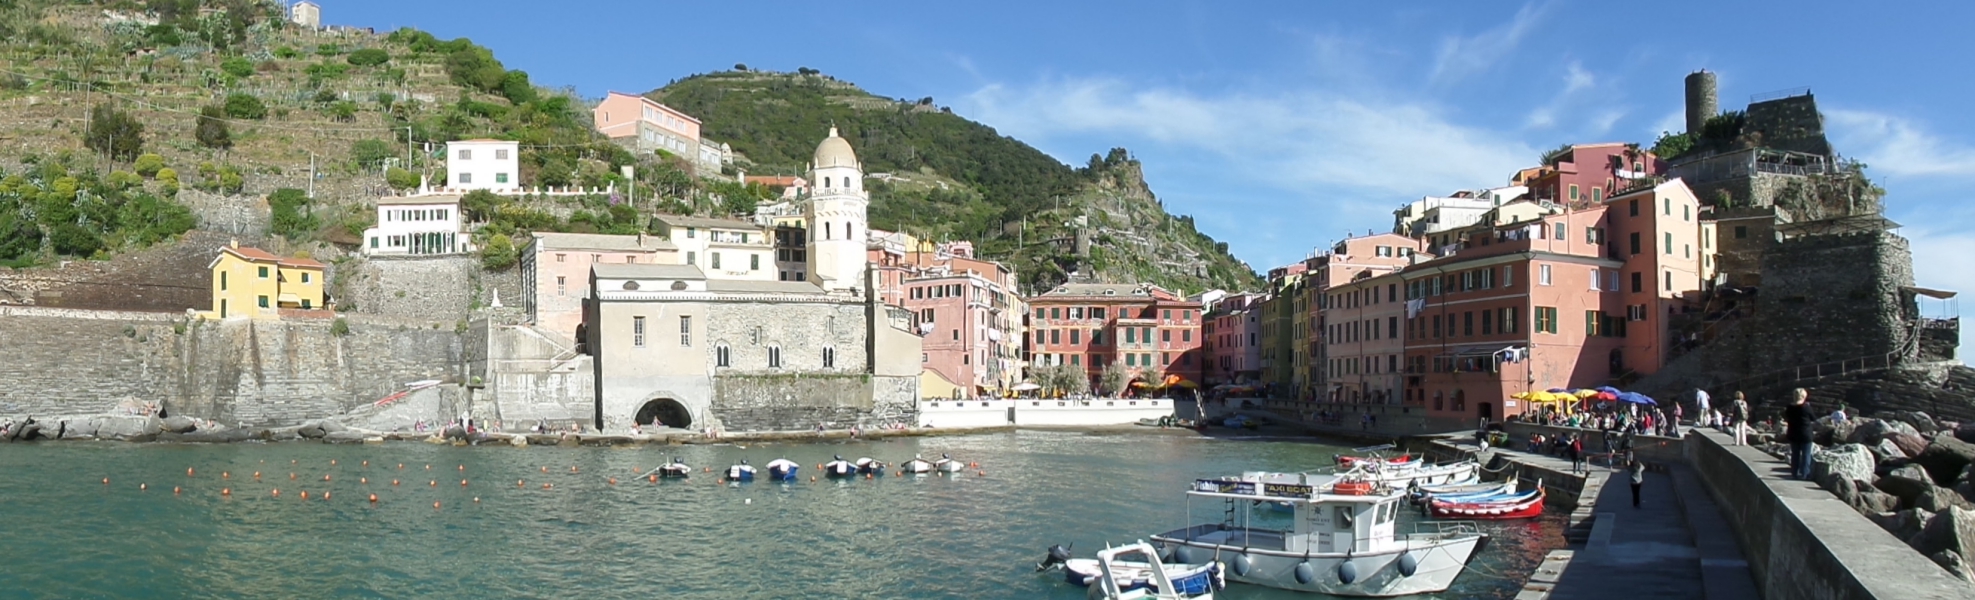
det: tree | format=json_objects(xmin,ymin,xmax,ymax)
[
  {"xmin": 1651, "ymin": 131, "xmax": 1694, "ymax": 161},
  {"xmin": 195, "ymin": 105, "xmax": 232, "ymax": 149},
  {"xmin": 385, "ymin": 166, "xmax": 419, "ymax": 190},
  {"xmin": 156, "ymin": 167, "xmax": 180, "ymax": 196},
  {"xmin": 1098, "ymin": 360, "xmax": 1130, "ymax": 397},
  {"xmin": 268, "ymin": 188, "xmax": 318, "ymax": 239},
  {"xmin": 48, "ymin": 223, "xmax": 102, "ymax": 257},
  {"xmin": 500, "ymin": 70, "xmax": 536, "ymax": 104},
  {"xmin": 217, "ymin": 165, "xmax": 244, "ymax": 194},
  {"xmin": 461, "ymin": 189, "xmax": 505, "ymax": 221},
  {"xmin": 479, "ymin": 233, "xmax": 517, "ymax": 270},
  {"xmin": 85, "ymin": 104, "xmax": 144, "ymax": 161},
  {"xmin": 349, "ymin": 139, "xmax": 393, "ymax": 170},
  {"xmin": 223, "ymin": 93, "xmax": 266, "ymax": 119},
  {"xmin": 133, "ymin": 153, "xmax": 165, "ymax": 177},
  {"xmin": 345, "ymin": 48, "xmax": 390, "ymax": 66},
  {"xmin": 733, "ymin": 63, "xmax": 748, "ymax": 71}
]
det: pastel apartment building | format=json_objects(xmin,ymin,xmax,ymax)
[
  {"xmin": 1304, "ymin": 233, "xmax": 1428, "ymax": 400},
  {"xmin": 1025, "ymin": 283, "xmax": 1205, "ymax": 392},
  {"xmin": 592, "ymin": 92, "xmax": 732, "ymax": 173},
  {"xmin": 871, "ymin": 241, "xmax": 1025, "ymax": 398},
  {"xmin": 652, "ymin": 215, "xmax": 774, "ymax": 282},
  {"xmin": 1399, "ymin": 179, "xmax": 1709, "ymax": 422},
  {"xmin": 363, "ymin": 195, "xmax": 472, "ymax": 256},
  {"xmin": 445, "ymin": 140, "xmax": 521, "ymax": 193},
  {"xmin": 205, "ymin": 241, "xmax": 325, "ymax": 320},
  {"xmin": 1203, "ymin": 292, "xmax": 1265, "ymax": 385},
  {"xmin": 520, "ymin": 232, "xmax": 680, "ymax": 340},
  {"xmin": 1522, "ymin": 143, "xmax": 1666, "ymax": 207},
  {"xmin": 1322, "ymin": 270, "xmax": 1408, "ymax": 404}
]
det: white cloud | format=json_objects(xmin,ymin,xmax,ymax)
[
  {"xmin": 1563, "ymin": 62, "xmax": 1594, "ymax": 94},
  {"xmin": 1827, "ymin": 109, "xmax": 1975, "ymax": 178},
  {"xmin": 1647, "ymin": 109, "xmax": 1684, "ymax": 139},
  {"xmin": 1428, "ymin": 2, "xmax": 1549, "ymax": 85},
  {"xmin": 1524, "ymin": 60, "xmax": 1600, "ymax": 131},
  {"xmin": 961, "ymin": 78, "xmax": 1532, "ymax": 199},
  {"xmin": 1903, "ymin": 227, "xmax": 1975, "ymax": 355}
]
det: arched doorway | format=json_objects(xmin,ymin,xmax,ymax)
[
  {"xmin": 1478, "ymin": 401, "xmax": 1494, "ymax": 423},
  {"xmin": 634, "ymin": 399, "xmax": 692, "ymax": 429}
]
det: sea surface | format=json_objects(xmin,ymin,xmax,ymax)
[{"xmin": 0, "ymin": 430, "xmax": 1562, "ymax": 599}]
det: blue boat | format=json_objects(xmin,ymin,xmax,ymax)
[
  {"xmin": 726, "ymin": 459, "xmax": 756, "ymax": 481},
  {"xmin": 766, "ymin": 458, "xmax": 800, "ymax": 481},
  {"xmin": 823, "ymin": 455, "xmax": 858, "ymax": 478},
  {"xmin": 855, "ymin": 457, "xmax": 887, "ymax": 476}
]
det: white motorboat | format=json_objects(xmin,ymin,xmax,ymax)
[
  {"xmin": 765, "ymin": 458, "xmax": 800, "ymax": 481},
  {"xmin": 900, "ymin": 454, "xmax": 935, "ymax": 474},
  {"xmin": 823, "ymin": 455, "xmax": 858, "ymax": 478},
  {"xmin": 1150, "ymin": 472, "xmax": 1488, "ymax": 597},
  {"xmin": 855, "ymin": 457, "xmax": 887, "ymax": 476},
  {"xmin": 933, "ymin": 453, "xmax": 966, "ymax": 473},
  {"xmin": 1351, "ymin": 459, "xmax": 1479, "ymax": 489},
  {"xmin": 725, "ymin": 459, "xmax": 757, "ymax": 481},
  {"xmin": 658, "ymin": 457, "xmax": 692, "ymax": 478},
  {"xmin": 1077, "ymin": 542, "xmax": 1224, "ymax": 599},
  {"xmin": 1039, "ymin": 542, "xmax": 1225, "ymax": 597}
]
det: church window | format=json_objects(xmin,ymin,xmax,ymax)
[
  {"xmin": 823, "ymin": 346, "xmax": 836, "ymax": 369},
  {"xmin": 768, "ymin": 345, "xmax": 782, "ymax": 368},
  {"xmin": 632, "ymin": 316, "xmax": 646, "ymax": 348},
  {"xmin": 716, "ymin": 345, "xmax": 730, "ymax": 367}
]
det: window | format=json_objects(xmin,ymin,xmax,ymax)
[
  {"xmin": 1539, "ymin": 264, "xmax": 1552, "ymax": 286},
  {"xmin": 1592, "ymin": 188, "xmax": 1603, "ymax": 202},
  {"xmin": 556, "ymin": 276, "xmax": 566, "ymax": 296},
  {"xmin": 1666, "ymin": 270, "xmax": 1674, "ymax": 291},
  {"xmin": 1481, "ymin": 311, "xmax": 1493, "ymax": 335},
  {"xmin": 768, "ymin": 346, "xmax": 782, "ymax": 368},
  {"xmin": 1684, "ymin": 244, "xmax": 1691, "ymax": 259},
  {"xmin": 556, "ymin": 254, "xmax": 566, "ymax": 263},
  {"xmin": 1502, "ymin": 266, "xmax": 1512, "ymax": 287},
  {"xmin": 495, "ymin": 149, "xmax": 508, "ymax": 160},
  {"xmin": 686, "ymin": 227, "xmax": 696, "ymax": 239},
  {"xmin": 1093, "ymin": 307, "xmax": 1106, "ymax": 319},
  {"xmin": 1631, "ymin": 271, "xmax": 1643, "ymax": 293},
  {"xmin": 679, "ymin": 316, "xmax": 692, "ymax": 347},
  {"xmin": 1479, "ymin": 269, "xmax": 1494, "ymax": 289},
  {"xmin": 686, "ymin": 251, "xmax": 696, "ymax": 265},
  {"xmin": 1629, "ymin": 199, "xmax": 1639, "ymax": 217},
  {"xmin": 1664, "ymin": 198, "xmax": 1672, "ymax": 215},
  {"xmin": 716, "ymin": 344, "xmax": 730, "ymax": 367},
  {"xmin": 220, "ymin": 271, "xmax": 227, "ymax": 291},
  {"xmin": 1607, "ymin": 270, "xmax": 1619, "ymax": 292},
  {"xmin": 1182, "ymin": 330, "xmax": 1191, "ymax": 342},
  {"xmin": 822, "ymin": 346, "xmax": 836, "ymax": 369},
  {"xmin": 1070, "ymin": 354, "xmax": 1081, "ymax": 366},
  {"xmin": 1553, "ymin": 223, "xmax": 1565, "ymax": 240},
  {"xmin": 258, "ymin": 266, "xmax": 269, "ymax": 278},
  {"xmin": 632, "ymin": 316, "xmax": 646, "ymax": 347},
  {"xmin": 1387, "ymin": 284, "xmax": 1397, "ymax": 303},
  {"xmin": 1163, "ymin": 309, "xmax": 1172, "ymax": 320},
  {"xmin": 711, "ymin": 252, "xmax": 722, "ymax": 269},
  {"xmin": 458, "ymin": 149, "xmax": 471, "ymax": 160},
  {"xmin": 1664, "ymin": 232, "xmax": 1673, "ymax": 254},
  {"xmin": 1586, "ymin": 310, "xmax": 1602, "ymax": 337},
  {"xmin": 1125, "ymin": 328, "xmax": 1135, "ymax": 343},
  {"xmin": 301, "ymin": 299, "xmax": 311, "ymax": 309},
  {"xmin": 1629, "ymin": 232, "xmax": 1641, "ymax": 255},
  {"xmin": 750, "ymin": 254, "xmax": 760, "ymax": 271},
  {"xmin": 1162, "ymin": 330, "xmax": 1171, "ymax": 342},
  {"xmin": 1683, "ymin": 204, "xmax": 1691, "ymax": 221},
  {"xmin": 257, "ymin": 295, "xmax": 268, "ymax": 308},
  {"xmin": 1501, "ymin": 307, "xmax": 1518, "ymax": 334},
  {"xmin": 1569, "ymin": 184, "xmax": 1580, "ymax": 201},
  {"xmin": 1050, "ymin": 307, "xmax": 1061, "ymax": 319},
  {"xmin": 495, "ymin": 173, "xmax": 509, "ymax": 184},
  {"xmin": 1070, "ymin": 330, "xmax": 1081, "ymax": 345},
  {"xmin": 1432, "ymin": 315, "xmax": 1442, "ymax": 338},
  {"xmin": 1534, "ymin": 307, "xmax": 1558, "ymax": 334},
  {"xmin": 1589, "ymin": 268, "xmax": 1602, "ymax": 291},
  {"xmin": 1735, "ymin": 226, "xmax": 1748, "ymax": 239},
  {"xmin": 458, "ymin": 172, "xmax": 472, "ymax": 184},
  {"xmin": 1051, "ymin": 330, "xmax": 1061, "ymax": 345},
  {"xmin": 951, "ymin": 329, "xmax": 959, "ymax": 341},
  {"xmin": 1093, "ymin": 330, "xmax": 1105, "ymax": 345}
]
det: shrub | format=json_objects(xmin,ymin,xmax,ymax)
[
  {"xmin": 220, "ymin": 57, "xmax": 254, "ymax": 78},
  {"xmin": 328, "ymin": 101, "xmax": 358, "ymax": 123},
  {"xmin": 346, "ymin": 48, "xmax": 389, "ymax": 66},
  {"xmin": 85, "ymin": 104, "xmax": 144, "ymax": 161},
  {"xmin": 330, "ymin": 318, "xmax": 350, "ymax": 336},
  {"xmin": 273, "ymin": 46, "xmax": 299, "ymax": 59},
  {"xmin": 385, "ymin": 166, "xmax": 419, "ymax": 190},
  {"xmin": 268, "ymin": 188, "xmax": 317, "ymax": 239},
  {"xmin": 216, "ymin": 165, "xmax": 243, "ymax": 194},
  {"xmin": 350, "ymin": 139, "xmax": 393, "ymax": 170},
  {"xmin": 106, "ymin": 170, "xmax": 143, "ymax": 190},
  {"xmin": 195, "ymin": 105, "xmax": 231, "ymax": 149},
  {"xmin": 48, "ymin": 223, "xmax": 102, "ymax": 256},
  {"xmin": 133, "ymin": 153, "xmax": 165, "ymax": 177},
  {"xmin": 313, "ymin": 89, "xmax": 338, "ymax": 104},
  {"xmin": 479, "ymin": 233, "xmax": 516, "ymax": 270},
  {"xmin": 223, "ymin": 94, "xmax": 266, "ymax": 119}
]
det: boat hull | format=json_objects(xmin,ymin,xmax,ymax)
[
  {"xmin": 823, "ymin": 462, "xmax": 857, "ymax": 478},
  {"xmin": 1148, "ymin": 534, "xmax": 1484, "ymax": 597},
  {"xmin": 1428, "ymin": 493, "xmax": 1544, "ymax": 520},
  {"xmin": 658, "ymin": 466, "xmax": 691, "ymax": 479}
]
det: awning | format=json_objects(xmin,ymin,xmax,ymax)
[{"xmin": 1903, "ymin": 286, "xmax": 1959, "ymax": 299}]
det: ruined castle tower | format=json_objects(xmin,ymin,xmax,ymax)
[{"xmin": 1685, "ymin": 70, "xmax": 1718, "ymax": 135}]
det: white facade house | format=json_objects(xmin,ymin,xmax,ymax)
[
  {"xmin": 289, "ymin": 1, "xmax": 320, "ymax": 29},
  {"xmin": 446, "ymin": 139, "xmax": 521, "ymax": 193},
  {"xmin": 806, "ymin": 127, "xmax": 868, "ymax": 293},
  {"xmin": 652, "ymin": 215, "xmax": 775, "ymax": 282},
  {"xmin": 363, "ymin": 196, "xmax": 473, "ymax": 256}
]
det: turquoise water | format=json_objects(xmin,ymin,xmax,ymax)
[{"xmin": 0, "ymin": 430, "xmax": 1561, "ymax": 598}]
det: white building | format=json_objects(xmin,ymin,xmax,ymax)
[
  {"xmin": 363, "ymin": 195, "xmax": 473, "ymax": 256},
  {"xmin": 446, "ymin": 139, "xmax": 521, "ymax": 193},
  {"xmin": 651, "ymin": 215, "xmax": 775, "ymax": 282},
  {"xmin": 289, "ymin": 1, "xmax": 320, "ymax": 29},
  {"xmin": 806, "ymin": 127, "xmax": 868, "ymax": 294}
]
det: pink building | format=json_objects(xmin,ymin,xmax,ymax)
[
  {"xmin": 1323, "ymin": 270, "xmax": 1408, "ymax": 404},
  {"xmin": 1523, "ymin": 143, "xmax": 1667, "ymax": 206},
  {"xmin": 1026, "ymin": 283, "xmax": 1205, "ymax": 392},
  {"xmin": 871, "ymin": 243, "xmax": 1025, "ymax": 396},
  {"xmin": 1204, "ymin": 292, "xmax": 1264, "ymax": 385},
  {"xmin": 1400, "ymin": 179, "xmax": 1708, "ymax": 421},
  {"xmin": 1309, "ymin": 232, "xmax": 1429, "ymax": 399},
  {"xmin": 592, "ymin": 92, "xmax": 729, "ymax": 171},
  {"xmin": 520, "ymin": 232, "xmax": 679, "ymax": 339}
]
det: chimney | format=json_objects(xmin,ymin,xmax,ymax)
[{"xmin": 230, "ymin": 238, "xmax": 239, "ymax": 249}]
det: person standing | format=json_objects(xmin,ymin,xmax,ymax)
[
  {"xmin": 1628, "ymin": 457, "xmax": 1646, "ymax": 507},
  {"xmin": 1730, "ymin": 392, "xmax": 1750, "ymax": 446},
  {"xmin": 1570, "ymin": 434, "xmax": 1586, "ymax": 474},
  {"xmin": 1785, "ymin": 388, "xmax": 1814, "ymax": 480},
  {"xmin": 1694, "ymin": 388, "xmax": 1711, "ymax": 427}
]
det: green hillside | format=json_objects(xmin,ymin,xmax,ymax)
[{"xmin": 652, "ymin": 70, "xmax": 1260, "ymax": 294}]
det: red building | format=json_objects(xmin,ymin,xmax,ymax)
[
  {"xmin": 1523, "ymin": 143, "xmax": 1667, "ymax": 206},
  {"xmin": 1025, "ymin": 283, "xmax": 1204, "ymax": 392}
]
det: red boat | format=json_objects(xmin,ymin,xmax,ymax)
[{"xmin": 1427, "ymin": 489, "xmax": 1545, "ymax": 520}]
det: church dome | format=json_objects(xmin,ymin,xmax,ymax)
[{"xmin": 813, "ymin": 126, "xmax": 859, "ymax": 170}]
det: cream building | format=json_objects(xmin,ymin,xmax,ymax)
[{"xmin": 445, "ymin": 140, "xmax": 521, "ymax": 193}]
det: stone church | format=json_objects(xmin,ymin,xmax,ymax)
[{"xmin": 582, "ymin": 129, "xmax": 922, "ymax": 432}]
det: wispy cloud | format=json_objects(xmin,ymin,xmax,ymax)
[
  {"xmin": 1524, "ymin": 60, "xmax": 1607, "ymax": 131},
  {"xmin": 1826, "ymin": 109, "xmax": 1975, "ymax": 178},
  {"xmin": 1428, "ymin": 2, "xmax": 1550, "ymax": 86},
  {"xmin": 1647, "ymin": 109, "xmax": 1684, "ymax": 138}
]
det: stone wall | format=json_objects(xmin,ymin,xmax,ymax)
[
  {"xmin": 1751, "ymin": 232, "xmax": 1913, "ymax": 375},
  {"xmin": 711, "ymin": 373, "xmax": 889, "ymax": 431},
  {"xmin": 339, "ymin": 255, "xmax": 481, "ymax": 323},
  {"xmin": 1744, "ymin": 94, "xmax": 1834, "ymax": 158},
  {"xmin": 1685, "ymin": 429, "xmax": 1974, "ymax": 599},
  {"xmin": 0, "ymin": 306, "xmax": 463, "ymax": 426},
  {"xmin": 176, "ymin": 189, "xmax": 270, "ymax": 238}
]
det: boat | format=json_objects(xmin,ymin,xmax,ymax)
[
  {"xmin": 658, "ymin": 457, "xmax": 692, "ymax": 479},
  {"xmin": 1408, "ymin": 478, "xmax": 1517, "ymax": 503},
  {"xmin": 765, "ymin": 458, "xmax": 800, "ymax": 481},
  {"xmin": 725, "ymin": 459, "xmax": 756, "ymax": 482},
  {"xmin": 1149, "ymin": 472, "xmax": 1488, "ymax": 597},
  {"xmin": 900, "ymin": 455, "xmax": 935, "ymax": 474},
  {"xmin": 933, "ymin": 453, "xmax": 966, "ymax": 473},
  {"xmin": 1427, "ymin": 489, "xmax": 1545, "ymax": 520},
  {"xmin": 1353, "ymin": 459, "xmax": 1479, "ymax": 489},
  {"xmin": 823, "ymin": 455, "xmax": 857, "ymax": 478},
  {"xmin": 855, "ymin": 457, "xmax": 887, "ymax": 476},
  {"xmin": 1042, "ymin": 542, "xmax": 1223, "ymax": 599}
]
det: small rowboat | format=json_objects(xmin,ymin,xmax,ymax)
[{"xmin": 1428, "ymin": 489, "xmax": 1545, "ymax": 520}]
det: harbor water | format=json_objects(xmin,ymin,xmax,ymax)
[{"xmin": 0, "ymin": 430, "xmax": 1563, "ymax": 598}]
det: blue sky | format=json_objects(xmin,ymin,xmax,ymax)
[{"xmin": 328, "ymin": 0, "xmax": 1973, "ymax": 328}]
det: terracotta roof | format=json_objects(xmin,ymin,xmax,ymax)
[
  {"xmin": 279, "ymin": 258, "xmax": 326, "ymax": 269},
  {"xmin": 223, "ymin": 246, "xmax": 280, "ymax": 262},
  {"xmin": 654, "ymin": 215, "xmax": 761, "ymax": 230},
  {"xmin": 528, "ymin": 232, "xmax": 677, "ymax": 252}
]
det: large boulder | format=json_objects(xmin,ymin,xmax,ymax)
[
  {"xmin": 1956, "ymin": 423, "xmax": 1975, "ymax": 444},
  {"xmin": 1872, "ymin": 438, "xmax": 1909, "ymax": 462},
  {"xmin": 1883, "ymin": 411, "xmax": 1942, "ymax": 435},
  {"xmin": 1890, "ymin": 432, "xmax": 1931, "ymax": 459},
  {"xmin": 1918, "ymin": 486, "xmax": 1975, "ymax": 513},
  {"xmin": 1836, "ymin": 477, "xmax": 1900, "ymax": 513},
  {"xmin": 1818, "ymin": 417, "xmax": 1858, "ymax": 446},
  {"xmin": 60, "ymin": 419, "xmax": 98, "ymax": 440},
  {"xmin": 1931, "ymin": 550, "xmax": 1975, "ymax": 584},
  {"xmin": 1916, "ymin": 436, "xmax": 1975, "ymax": 487},
  {"xmin": 160, "ymin": 416, "xmax": 197, "ymax": 434},
  {"xmin": 1879, "ymin": 464, "xmax": 1939, "ymax": 503},
  {"xmin": 295, "ymin": 421, "xmax": 327, "ymax": 439},
  {"xmin": 318, "ymin": 420, "xmax": 347, "ymax": 434},
  {"xmin": 322, "ymin": 431, "xmax": 365, "ymax": 444},
  {"xmin": 1813, "ymin": 444, "xmax": 1877, "ymax": 491},
  {"xmin": 91, "ymin": 415, "xmax": 162, "ymax": 442},
  {"xmin": 1850, "ymin": 419, "xmax": 1921, "ymax": 446},
  {"xmin": 1874, "ymin": 508, "xmax": 1933, "ymax": 541},
  {"xmin": 1911, "ymin": 507, "xmax": 1975, "ymax": 565}
]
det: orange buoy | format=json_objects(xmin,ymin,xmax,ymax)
[
  {"xmin": 102, "ymin": 478, "xmax": 109, "ymax": 485},
  {"xmin": 253, "ymin": 472, "xmax": 261, "ymax": 479},
  {"xmin": 810, "ymin": 476, "xmax": 817, "ymax": 482},
  {"xmin": 362, "ymin": 460, "xmax": 369, "ymax": 467},
  {"xmin": 570, "ymin": 466, "xmax": 579, "ymax": 473},
  {"xmin": 289, "ymin": 473, "xmax": 296, "ymax": 480},
  {"xmin": 461, "ymin": 479, "xmax": 469, "ymax": 487},
  {"xmin": 291, "ymin": 460, "xmax": 297, "ymax": 465},
  {"xmin": 139, "ymin": 483, "xmax": 148, "ymax": 490},
  {"xmin": 717, "ymin": 479, "xmax": 725, "ymax": 484},
  {"xmin": 648, "ymin": 475, "xmax": 657, "ymax": 483},
  {"xmin": 323, "ymin": 492, "xmax": 331, "ymax": 500},
  {"xmin": 368, "ymin": 494, "xmax": 378, "ymax": 503},
  {"xmin": 433, "ymin": 501, "xmax": 441, "ymax": 509},
  {"xmin": 542, "ymin": 483, "xmax": 552, "ymax": 490},
  {"xmin": 331, "ymin": 459, "xmax": 338, "ymax": 466},
  {"xmin": 540, "ymin": 466, "xmax": 548, "ymax": 473},
  {"xmin": 300, "ymin": 491, "xmax": 309, "ymax": 500},
  {"xmin": 271, "ymin": 489, "xmax": 280, "ymax": 497},
  {"xmin": 187, "ymin": 468, "xmax": 195, "ymax": 477},
  {"xmin": 473, "ymin": 497, "xmax": 480, "ymax": 503},
  {"xmin": 173, "ymin": 486, "xmax": 181, "ymax": 494},
  {"xmin": 865, "ymin": 473, "xmax": 873, "ymax": 479},
  {"xmin": 429, "ymin": 480, "xmax": 437, "ymax": 487},
  {"xmin": 608, "ymin": 478, "xmax": 617, "ymax": 485},
  {"xmin": 425, "ymin": 465, "xmax": 431, "ymax": 470},
  {"xmin": 222, "ymin": 488, "xmax": 232, "ymax": 496},
  {"xmin": 458, "ymin": 465, "xmax": 465, "ymax": 471},
  {"xmin": 323, "ymin": 475, "xmax": 331, "ymax": 481},
  {"xmin": 391, "ymin": 479, "xmax": 400, "ymax": 486},
  {"xmin": 397, "ymin": 463, "xmax": 404, "ymax": 469},
  {"xmin": 703, "ymin": 467, "xmax": 711, "ymax": 473},
  {"xmin": 978, "ymin": 471, "xmax": 986, "ymax": 477},
  {"xmin": 222, "ymin": 472, "xmax": 230, "ymax": 479},
  {"xmin": 517, "ymin": 480, "xmax": 525, "ymax": 487},
  {"xmin": 361, "ymin": 477, "xmax": 369, "ymax": 484}
]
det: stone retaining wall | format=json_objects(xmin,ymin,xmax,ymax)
[{"xmin": 1685, "ymin": 429, "xmax": 1974, "ymax": 599}]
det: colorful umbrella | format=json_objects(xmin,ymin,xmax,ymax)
[{"xmin": 1617, "ymin": 391, "xmax": 1657, "ymax": 405}]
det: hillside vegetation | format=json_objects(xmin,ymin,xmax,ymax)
[{"xmin": 653, "ymin": 70, "xmax": 1260, "ymax": 294}]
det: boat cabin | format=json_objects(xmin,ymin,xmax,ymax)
[{"xmin": 1156, "ymin": 474, "xmax": 1403, "ymax": 555}]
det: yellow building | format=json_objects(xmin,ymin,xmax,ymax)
[{"xmin": 205, "ymin": 242, "xmax": 326, "ymax": 319}]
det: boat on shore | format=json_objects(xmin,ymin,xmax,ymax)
[{"xmin": 1149, "ymin": 472, "xmax": 1487, "ymax": 596}]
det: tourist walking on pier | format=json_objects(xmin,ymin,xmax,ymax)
[
  {"xmin": 1694, "ymin": 388, "xmax": 1711, "ymax": 427},
  {"xmin": 1785, "ymin": 388, "xmax": 1814, "ymax": 480},
  {"xmin": 1628, "ymin": 457, "xmax": 1646, "ymax": 507},
  {"xmin": 1730, "ymin": 392, "xmax": 1750, "ymax": 446}
]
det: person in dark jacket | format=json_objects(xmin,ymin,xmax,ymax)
[
  {"xmin": 1628, "ymin": 456, "xmax": 1646, "ymax": 507},
  {"xmin": 1784, "ymin": 388, "xmax": 1814, "ymax": 480}
]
